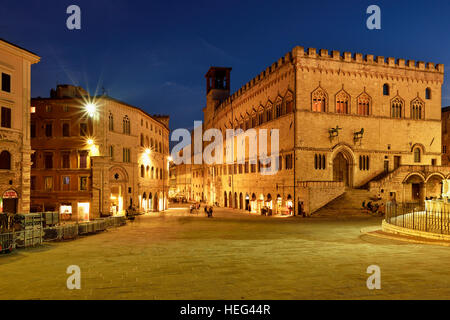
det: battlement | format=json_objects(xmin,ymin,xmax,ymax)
[
  {"xmin": 294, "ymin": 46, "xmax": 444, "ymax": 73},
  {"xmin": 216, "ymin": 46, "xmax": 444, "ymax": 111}
]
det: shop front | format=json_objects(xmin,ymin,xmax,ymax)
[{"xmin": 0, "ymin": 190, "xmax": 19, "ymax": 214}]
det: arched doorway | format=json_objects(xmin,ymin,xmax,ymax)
[
  {"xmin": 153, "ymin": 193, "xmax": 159, "ymax": 211},
  {"xmin": 239, "ymin": 193, "xmax": 243, "ymax": 209},
  {"xmin": 228, "ymin": 191, "xmax": 232, "ymax": 208},
  {"xmin": 234, "ymin": 192, "xmax": 237, "ymax": 208},
  {"xmin": 403, "ymin": 173, "xmax": 425, "ymax": 203},
  {"xmin": 245, "ymin": 193, "xmax": 250, "ymax": 211},
  {"xmin": 333, "ymin": 152, "xmax": 351, "ymax": 187},
  {"xmin": 224, "ymin": 191, "xmax": 228, "ymax": 207}
]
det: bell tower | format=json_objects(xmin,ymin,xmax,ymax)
[{"xmin": 204, "ymin": 67, "xmax": 232, "ymax": 125}]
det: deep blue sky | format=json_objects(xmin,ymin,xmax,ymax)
[{"xmin": 2, "ymin": 0, "xmax": 449, "ymax": 132}]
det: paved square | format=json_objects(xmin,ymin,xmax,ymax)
[{"xmin": 1, "ymin": 205, "xmax": 450, "ymax": 300}]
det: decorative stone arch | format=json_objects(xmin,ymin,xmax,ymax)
[
  {"xmin": 402, "ymin": 172, "xmax": 426, "ymax": 184},
  {"xmin": 330, "ymin": 144, "xmax": 356, "ymax": 187},
  {"xmin": 334, "ymin": 89, "xmax": 351, "ymax": 114},
  {"xmin": 109, "ymin": 165, "xmax": 129, "ymax": 183},
  {"xmin": 311, "ymin": 85, "xmax": 328, "ymax": 112},
  {"xmin": 410, "ymin": 143, "xmax": 426, "ymax": 153},
  {"xmin": 425, "ymin": 172, "xmax": 445, "ymax": 183}
]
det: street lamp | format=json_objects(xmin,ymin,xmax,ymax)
[{"xmin": 85, "ymin": 103, "xmax": 97, "ymax": 117}]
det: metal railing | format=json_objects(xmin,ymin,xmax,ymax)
[{"xmin": 385, "ymin": 201, "xmax": 450, "ymax": 235}]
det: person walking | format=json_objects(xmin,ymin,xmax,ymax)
[{"xmin": 208, "ymin": 206, "xmax": 213, "ymax": 218}]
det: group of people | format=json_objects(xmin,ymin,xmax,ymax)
[
  {"xmin": 362, "ymin": 200, "xmax": 385, "ymax": 216},
  {"xmin": 189, "ymin": 202, "xmax": 214, "ymax": 217}
]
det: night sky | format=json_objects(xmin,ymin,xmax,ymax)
[{"xmin": 2, "ymin": 0, "xmax": 449, "ymax": 133}]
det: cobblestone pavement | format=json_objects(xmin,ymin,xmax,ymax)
[{"xmin": 1, "ymin": 204, "xmax": 450, "ymax": 300}]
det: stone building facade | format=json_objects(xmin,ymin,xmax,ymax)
[
  {"xmin": 0, "ymin": 39, "xmax": 40, "ymax": 214},
  {"xmin": 193, "ymin": 46, "xmax": 444, "ymax": 215},
  {"xmin": 442, "ymin": 106, "xmax": 450, "ymax": 165},
  {"xmin": 31, "ymin": 85, "xmax": 170, "ymax": 220}
]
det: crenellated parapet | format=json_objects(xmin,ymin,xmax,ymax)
[{"xmin": 216, "ymin": 45, "xmax": 444, "ymax": 111}]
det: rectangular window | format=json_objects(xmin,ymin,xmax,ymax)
[
  {"xmin": 30, "ymin": 176, "xmax": 36, "ymax": 191},
  {"xmin": 44, "ymin": 177, "xmax": 53, "ymax": 191},
  {"xmin": 79, "ymin": 151, "xmax": 88, "ymax": 168},
  {"xmin": 62, "ymin": 176, "xmax": 70, "ymax": 191},
  {"xmin": 79, "ymin": 177, "xmax": 88, "ymax": 191},
  {"xmin": 31, "ymin": 153, "xmax": 37, "ymax": 169},
  {"xmin": 285, "ymin": 154, "xmax": 293, "ymax": 170},
  {"xmin": 1, "ymin": 107, "xmax": 11, "ymax": 128},
  {"xmin": 44, "ymin": 153, "xmax": 53, "ymax": 169},
  {"xmin": 80, "ymin": 123, "xmax": 88, "ymax": 136},
  {"xmin": 45, "ymin": 123, "xmax": 52, "ymax": 137},
  {"xmin": 31, "ymin": 122, "xmax": 36, "ymax": 138},
  {"xmin": 62, "ymin": 123, "xmax": 70, "ymax": 137},
  {"xmin": 61, "ymin": 152, "xmax": 70, "ymax": 169},
  {"xmin": 123, "ymin": 148, "xmax": 131, "ymax": 163},
  {"xmin": 45, "ymin": 105, "xmax": 52, "ymax": 113},
  {"xmin": 1, "ymin": 73, "xmax": 11, "ymax": 92},
  {"xmin": 109, "ymin": 146, "xmax": 114, "ymax": 159}
]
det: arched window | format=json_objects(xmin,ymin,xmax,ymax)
[
  {"xmin": 0, "ymin": 151, "xmax": 11, "ymax": 169},
  {"xmin": 312, "ymin": 88, "xmax": 327, "ymax": 112},
  {"xmin": 109, "ymin": 113, "xmax": 114, "ymax": 131},
  {"xmin": 285, "ymin": 92, "xmax": 294, "ymax": 114},
  {"xmin": 411, "ymin": 98, "xmax": 424, "ymax": 120},
  {"xmin": 140, "ymin": 165, "xmax": 145, "ymax": 178},
  {"xmin": 275, "ymin": 98, "xmax": 283, "ymax": 118},
  {"xmin": 426, "ymin": 88, "xmax": 431, "ymax": 100},
  {"xmin": 151, "ymin": 167, "xmax": 154, "ymax": 179},
  {"xmin": 357, "ymin": 93, "xmax": 371, "ymax": 116},
  {"xmin": 145, "ymin": 136, "xmax": 149, "ymax": 147},
  {"xmin": 391, "ymin": 97, "xmax": 403, "ymax": 118},
  {"xmin": 265, "ymin": 102, "xmax": 273, "ymax": 122},
  {"xmin": 140, "ymin": 134, "xmax": 144, "ymax": 147},
  {"xmin": 383, "ymin": 84, "xmax": 390, "ymax": 96},
  {"xmin": 335, "ymin": 90, "xmax": 349, "ymax": 114},
  {"xmin": 258, "ymin": 107, "xmax": 264, "ymax": 125},
  {"xmin": 414, "ymin": 148, "xmax": 421, "ymax": 163},
  {"xmin": 160, "ymin": 168, "xmax": 163, "ymax": 179},
  {"xmin": 146, "ymin": 166, "xmax": 149, "ymax": 177},
  {"xmin": 150, "ymin": 138, "xmax": 154, "ymax": 148},
  {"xmin": 123, "ymin": 116, "xmax": 130, "ymax": 134},
  {"xmin": 159, "ymin": 142, "xmax": 162, "ymax": 153}
]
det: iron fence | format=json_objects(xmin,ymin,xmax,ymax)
[{"xmin": 385, "ymin": 201, "xmax": 450, "ymax": 235}]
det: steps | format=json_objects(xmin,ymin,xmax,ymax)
[{"xmin": 313, "ymin": 188, "xmax": 376, "ymax": 216}]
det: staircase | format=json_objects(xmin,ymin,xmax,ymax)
[{"xmin": 313, "ymin": 188, "xmax": 376, "ymax": 217}]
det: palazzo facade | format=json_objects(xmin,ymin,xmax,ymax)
[{"xmin": 193, "ymin": 46, "xmax": 444, "ymax": 215}]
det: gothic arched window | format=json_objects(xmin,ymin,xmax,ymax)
[
  {"xmin": 357, "ymin": 93, "xmax": 371, "ymax": 116},
  {"xmin": 123, "ymin": 116, "xmax": 130, "ymax": 134},
  {"xmin": 0, "ymin": 150, "xmax": 11, "ymax": 169},
  {"xmin": 109, "ymin": 113, "xmax": 114, "ymax": 131},
  {"xmin": 335, "ymin": 90, "xmax": 350, "ymax": 114},
  {"xmin": 312, "ymin": 88, "xmax": 327, "ymax": 112},
  {"xmin": 391, "ymin": 97, "xmax": 404, "ymax": 118},
  {"xmin": 411, "ymin": 98, "xmax": 424, "ymax": 120}
]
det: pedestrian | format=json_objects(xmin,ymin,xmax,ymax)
[
  {"xmin": 209, "ymin": 206, "xmax": 213, "ymax": 218},
  {"xmin": 204, "ymin": 205, "xmax": 208, "ymax": 216}
]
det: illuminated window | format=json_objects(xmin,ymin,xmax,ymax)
[
  {"xmin": 335, "ymin": 91, "xmax": 349, "ymax": 114},
  {"xmin": 312, "ymin": 88, "xmax": 327, "ymax": 112},
  {"xmin": 357, "ymin": 93, "xmax": 371, "ymax": 116}
]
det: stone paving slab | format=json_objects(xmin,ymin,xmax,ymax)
[{"xmin": 1, "ymin": 207, "xmax": 450, "ymax": 299}]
